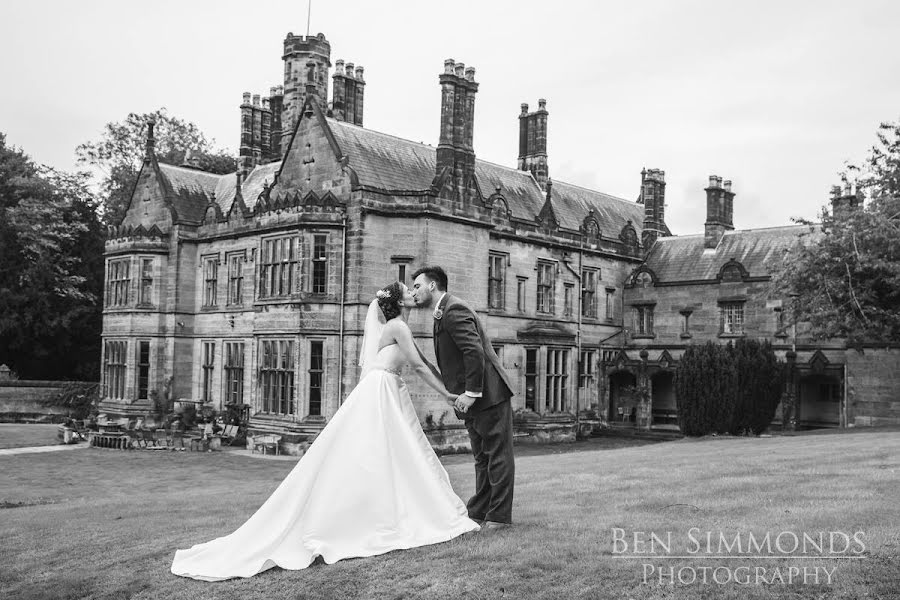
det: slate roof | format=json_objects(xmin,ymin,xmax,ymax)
[
  {"xmin": 327, "ymin": 118, "xmax": 640, "ymax": 234},
  {"xmin": 644, "ymin": 224, "xmax": 819, "ymax": 282},
  {"xmin": 157, "ymin": 162, "xmax": 221, "ymax": 223},
  {"xmin": 150, "ymin": 115, "xmax": 643, "ymax": 234},
  {"xmin": 550, "ymin": 180, "xmax": 644, "ymax": 235}
]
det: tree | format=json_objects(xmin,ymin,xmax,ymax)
[
  {"xmin": 674, "ymin": 340, "xmax": 784, "ymax": 437},
  {"xmin": 674, "ymin": 342, "xmax": 736, "ymax": 436},
  {"xmin": 730, "ymin": 339, "xmax": 784, "ymax": 436},
  {"xmin": 772, "ymin": 119, "xmax": 900, "ymax": 343},
  {"xmin": 76, "ymin": 108, "xmax": 237, "ymax": 225},
  {"xmin": 0, "ymin": 134, "xmax": 104, "ymax": 380}
]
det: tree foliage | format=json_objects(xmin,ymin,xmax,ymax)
[
  {"xmin": 675, "ymin": 340, "xmax": 783, "ymax": 436},
  {"xmin": 730, "ymin": 339, "xmax": 784, "ymax": 436},
  {"xmin": 772, "ymin": 119, "xmax": 900, "ymax": 343},
  {"xmin": 675, "ymin": 342, "xmax": 736, "ymax": 436},
  {"xmin": 0, "ymin": 134, "xmax": 104, "ymax": 379},
  {"xmin": 76, "ymin": 108, "xmax": 236, "ymax": 225}
]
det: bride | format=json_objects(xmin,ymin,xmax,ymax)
[{"xmin": 171, "ymin": 282, "xmax": 480, "ymax": 581}]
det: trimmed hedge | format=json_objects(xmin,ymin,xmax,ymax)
[{"xmin": 674, "ymin": 340, "xmax": 783, "ymax": 436}]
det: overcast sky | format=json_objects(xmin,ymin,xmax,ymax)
[{"xmin": 2, "ymin": 0, "xmax": 899, "ymax": 235}]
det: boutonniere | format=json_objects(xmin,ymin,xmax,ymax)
[{"xmin": 433, "ymin": 308, "xmax": 443, "ymax": 320}]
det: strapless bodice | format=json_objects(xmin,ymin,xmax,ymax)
[{"xmin": 366, "ymin": 344, "xmax": 405, "ymax": 376}]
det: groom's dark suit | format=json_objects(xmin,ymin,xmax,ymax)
[{"xmin": 432, "ymin": 293, "xmax": 515, "ymax": 524}]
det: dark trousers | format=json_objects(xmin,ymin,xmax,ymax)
[{"xmin": 464, "ymin": 399, "xmax": 515, "ymax": 524}]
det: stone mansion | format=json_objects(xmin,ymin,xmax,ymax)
[{"xmin": 99, "ymin": 31, "xmax": 900, "ymax": 447}]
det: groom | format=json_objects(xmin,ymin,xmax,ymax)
[{"xmin": 412, "ymin": 266, "xmax": 515, "ymax": 529}]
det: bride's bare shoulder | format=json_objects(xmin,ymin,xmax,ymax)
[{"xmin": 384, "ymin": 318, "xmax": 411, "ymax": 337}]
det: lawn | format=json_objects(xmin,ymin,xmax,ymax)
[
  {"xmin": 0, "ymin": 430, "xmax": 898, "ymax": 600},
  {"xmin": 0, "ymin": 423, "xmax": 60, "ymax": 449}
]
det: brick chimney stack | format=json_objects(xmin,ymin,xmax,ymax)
[
  {"xmin": 239, "ymin": 92, "xmax": 253, "ymax": 173},
  {"xmin": 268, "ymin": 86, "xmax": 283, "ymax": 161},
  {"xmin": 830, "ymin": 180, "xmax": 861, "ymax": 216},
  {"xmin": 331, "ymin": 58, "xmax": 365, "ymax": 126},
  {"xmin": 704, "ymin": 175, "xmax": 735, "ymax": 248},
  {"xmin": 640, "ymin": 168, "xmax": 667, "ymax": 248},
  {"xmin": 517, "ymin": 98, "xmax": 549, "ymax": 190},
  {"xmin": 436, "ymin": 58, "xmax": 479, "ymax": 202}
]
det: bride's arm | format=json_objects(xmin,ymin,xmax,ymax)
[{"xmin": 390, "ymin": 321, "xmax": 455, "ymax": 401}]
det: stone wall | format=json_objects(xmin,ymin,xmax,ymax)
[
  {"xmin": 846, "ymin": 347, "xmax": 900, "ymax": 426},
  {"xmin": 0, "ymin": 381, "xmax": 94, "ymax": 422}
]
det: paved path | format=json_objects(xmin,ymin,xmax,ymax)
[{"xmin": 0, "ymin": 443, "xmax": 89, "ymax": 457}]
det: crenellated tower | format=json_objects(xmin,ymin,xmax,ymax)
[{"xmin": 281, "ymin": 32, "xmax": 332, "ymax": 156}]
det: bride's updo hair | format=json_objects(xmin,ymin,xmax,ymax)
[{"xmin": 376, "ymin": 282, "xmax": 403, "ymax": 321}]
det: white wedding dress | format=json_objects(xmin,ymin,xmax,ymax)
[{"xmin": 171, "ymin": 342, "xmax": 479, "ymax": 582}]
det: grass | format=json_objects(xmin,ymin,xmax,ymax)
[
  {"xmin": 0, "ymin": 423, "xmax": 61, "ymax": 449},
  {"xmin": 0, "ymin": 430, "xmax": 898, "ymax": 599}
]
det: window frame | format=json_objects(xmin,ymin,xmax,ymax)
[
  {"xmin": 488, "ymin": 252, "xmax": 507, "ymax": 311},
  {"xmin": 202, "ymin": 255, "xmax": 219, "ymax": 307},
  {"xmin": 259, "ymin": 339, "xmax": 296, "ymax": 415},
  {"xmin": 581, "ymin": 268, "xmax": 598, "ymax": 319},
  {"xmin": 312, "ymin": 234, "xmax": 328, "ymax": 295},
  {"xmin": 227, "ymin": 251, "xmax": 245, "ymax": 306},
  {"xmin": 720, "ymin": 301, "xmax": 746, "ymax": 336},
  {"xmin": 536, "ymin": 260, "xmax": 556, "ymax": 314},
  {"xmin": 258, "ymin": 235, "xmax": 301, "ymax": 300},
  {"xmin": 106, "ymin": 258, "xmax": 131, "ymax": 307},
  {"xmin": 545, "ymin": 348, "xmax": 570, "ymax": 413},
  {"xmin": 308, "ymin": 340, "xmax": 324, "ymax": 416},
  {"xmin": 138, "ymin": 258, "xmax": 153, "ymax": 306}
]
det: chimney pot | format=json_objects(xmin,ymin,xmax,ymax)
[
  {"xmin": 444, "ymin": 58, "xmax": 455, "ymax": 74},
  {"xmin": 723, "ymin": 180, "xmax": 732, "ymax": 192},
  {"xmin": 335, "ymin": 59, "xmax": 344, "ymax": 73},
  {"xmin": 830, "ymin": 185, "xmax": 842, "ymax": 199},
  {"xmin": 708, "ymin": 175, "xmax": 718, "ymax": 188},
  {"xmin": 262, "ymin": 97, "xmax": 270, "ymax": 109},
  {"xmin": 465, "ymin": 66, "xmax": 475, "ymax": 81},
  {"xmin": 269, "ymin": 86, "xmax": 277, "ymax": 97},
  {"xmin": 242, "ymin": 92, "xmax": 251, "ymax": 104},
  {"xmin": 538, "ymin": 98, "xmax": 546, "ymax": 110},
  {"xmin": 521, "ymin": 103, "xmax": 529, "ymax": 115},
  {"xmin": 345, "ymin": 62, "xmax": 354, "ymax": 77},
  {"xmin": 355, "ymin": 66, "xmax": 364, "ymax": 81},
  {"xmin": 252, "ymin": 94, "xmax": 260, "ymax": 106},
  {"xmin": 455, "ymin": 62, "xmax": 465, "ymax": 78},
  {"xmin": 844, "ymin": 181, "xmax": 852, "ymax": 196}
]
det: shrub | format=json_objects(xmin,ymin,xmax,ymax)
[
  {"xmin": 674, "ymin": 342, "xmax": 736, "ymax": 436},
  {"xmin": 675, "ymin": 340, "xmax": 784, "ymax": 436},
  {"xmin": 42, "ymin": 382, "xmax": 99, "ymax": 420},
  {"xmin": 730, "ymin": 339, "xmax": 784, "ymax": 435}
]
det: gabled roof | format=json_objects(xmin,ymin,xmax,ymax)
[
  {"xmin": 644, "ymin": 224, "xmax": 819, "ymax": 282},
  {"xmin": 214, "ymin": 162, "xmax": 281, "ymax": 213},
  {"xmin": 147, "ymin": 110, "xmax": 645, "ymax": 234},
  {"xmin": 327, "ymin": 118, "xmax": 641, "ymax": 234},
  {"xmin": 550, "ymin": 180, "xmax": 644, "ymax": 235},
  {"xmin": 157, "ymin": 163, "xmax": 222, "ymax": 223}
]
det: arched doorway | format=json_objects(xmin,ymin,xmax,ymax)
[
  {"xmin": 650, "ymin": 371, "xmax": 677, "ymax": 427},
  {"xmin": 608, "ymin": 371, "xmax": 637, "ymax": 423},
  {"xmin": 798, "ymin": 374, "xmax": 841, "ymax": 429}
]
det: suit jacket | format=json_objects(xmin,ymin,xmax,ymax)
[{"xmin": 433, "ymin": 294, "xmax": 513, "ymax": 415}]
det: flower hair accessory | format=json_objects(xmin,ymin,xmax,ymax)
[{"xmin": 375, "ymin": 289, "xmax": 390, "ymax": 299}]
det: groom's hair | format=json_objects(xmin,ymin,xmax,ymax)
[{"xmin": 412, "ymin": 266, "xmax": 448, "ymax": 291}]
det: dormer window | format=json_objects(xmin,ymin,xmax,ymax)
[{"xmin": 635, "ymin": 271, "xmax": 654, "ymax": 288}]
